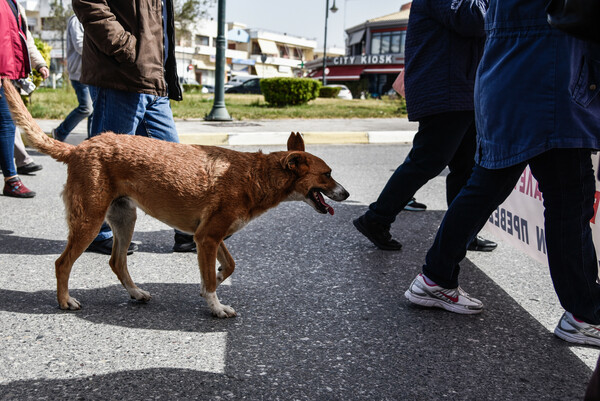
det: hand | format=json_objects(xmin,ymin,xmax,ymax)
[{"xmin": 38, "ymin": 67, "xmax": 49, "ymax": 80}]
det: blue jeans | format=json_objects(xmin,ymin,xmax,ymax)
[
  {"xmin": 53, "ymin": 80, "xmax": 93, "ymax": 141},
  {"xmin": 89, "ymin": 86, "xmax": 180, "ymax": 241},
  {"xmin": 0, "ymin": 86, "xmax": 17, "ymax": 178},
  {"xmin": 365, "ymin": 111, "xmax": 476, "ymax": 227},
  {"xmin": 423, "ymin": 148, "xmax": 600, "ymax": 324}
]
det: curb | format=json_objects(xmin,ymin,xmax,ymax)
[{"xmin": 178, "ymin": 130, "xmax": 416, "ymax": 146}]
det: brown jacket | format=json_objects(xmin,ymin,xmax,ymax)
[{"xmin": 72, "ymin": 0, "xmax": 182, "ymax": 100}]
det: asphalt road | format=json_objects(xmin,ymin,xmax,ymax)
[{"xmin": 0, "ymin": 139, "xmax": 597, "ymax": 400}]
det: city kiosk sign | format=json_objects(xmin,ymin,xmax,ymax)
[{"xmin": 331, "ymin": 54, "xmax": 404, "ymax": 66}]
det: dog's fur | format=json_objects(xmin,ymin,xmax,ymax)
[{"xmin": 2, "ymin": 78, "xmax": 349, "ymax": 317}]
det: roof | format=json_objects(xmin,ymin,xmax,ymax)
[
  {"xmin": 366, "ymin": 9, "xmax": 410, "ymax": 23},
  {"xmin": 345, "ymin": 7, "xmax": 410, "ymax": 33}
]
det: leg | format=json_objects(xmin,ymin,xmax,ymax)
[
  {"xmin": 216, "ymin": 241, "xmax": 235, "ymax": 286},
  {"xmin": 423, "ymin": 162, "xmax": 526, "ymax": 288},
  {"xmin": 87, "ymin": 86, "xmax": 146, "ymax": 243},
  {"xmin": 137, "ymin": 95, "xmax": 197, "ymax": 252},
  {"xmin": 57, "ymin": 186, "xmax": 111, "ymax": 309},
  {"xmin": 365, "ymin": 111, "xmax": 476, "ymax": 227},
  {"xmin": 53, "ymin": 80, "xmax": 93, "ymax": 141},
  {"xmin": 195, "ymin": 226, "xmax": 236, "ymax": 318},
  {"xmin": 0, "ymin": 86, "xmax": 18, "ymax": 178},
  {"xmin": 13, "ymin": 128, "xmax": 33, "ymax": 167},
  {"xmin": 137, "ymin": 95, "xmax": 180, "ymax": 143},
  {"xmin": 106, "ymin": 197, "xmax": 150, "ymax": 302},
  {"xmin": 89, "ymin": 86, "xmax": 146, "ymax": 137},
  {"xmin": 530, "ymin": 149, "xmax": 600, "ymax": 324},
  {"xmin": 445, "ymin": 120, "xmax": 476, "ymax": 206}
]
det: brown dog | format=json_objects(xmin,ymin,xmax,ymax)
[{"xmin": 2, "ymin": 78, "xmax": 349, "ymax": 318}]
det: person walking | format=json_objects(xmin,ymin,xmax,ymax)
[
  {"xmin": 0, "ymin": 0, "xmax": 37, "ymax": 198},
  {"xmin": 353, "ymin": 0, "xmax": 497, "ymax": 253},
  {"xmin": 13, "ymin": 1, "xmax": 49, "ymax": 175},
  {"xmin": 403, "ymin": 0, "xmax": 600, "ymax": 348},
  {"xmin": 51, "ymin": 14, "xmax": 92, "ymax": 142},
  {"xmin": 73, "ymin": 0, "xmax": 196, "ymax": 254}
]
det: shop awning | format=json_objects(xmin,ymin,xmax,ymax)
[
  {"xmin": 256, "ymin": 64, "xmax": 281, "ymax": 77},
  {"xmin": 257, "ymin": 39, "xmax": 280, "ymax": 55},
  {"xmin": 347, "ymin": 29, "xmax": 365, "ymax": 46},
  {"xmin": 362, "ymin": 65, "xmax": 403, "ymax": 74},
  {"xmin": 310, "ymin": 65, "xmax": 365, "ymax": 81}
]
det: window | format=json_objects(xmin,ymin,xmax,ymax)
[
  {"xmin": 195, "ymin": 35, "xmax": 209, "ymax": 46},
  {"xmin": 371, "ymin": 31, "xmax": 406, "ymax": 55}
]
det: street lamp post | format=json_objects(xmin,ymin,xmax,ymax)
[
  {"xmin": 322, "ymin": 0, "xmax": 338, "ymax": 86},
  {"xmin": 206, "ymin": 0, "xmax": 232, "ymax": 121}
]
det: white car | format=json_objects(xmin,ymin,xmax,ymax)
[{"xmin": 324, "ymin": 84, "xmax": 353, "ymax": 100}]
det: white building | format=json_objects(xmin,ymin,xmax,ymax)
[{"xmin": 19, "ymin": 0, "xmax": 317, "ymax": 87}]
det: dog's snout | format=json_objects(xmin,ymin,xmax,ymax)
[{"xmin": 329, "ymin": 183, "xmax": 349, "ymax": 201}]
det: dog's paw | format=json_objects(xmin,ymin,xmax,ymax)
[
  {"xmin": 129, "ymin": 288, "xmax": 152, "ymax": 302},
  {"xmin": 212, "ymin": 304, "xmax": 236, "ymax": 318},
  {"xmin": 59, "ymin": 296, "xmax": 81, "ymax": 310}
]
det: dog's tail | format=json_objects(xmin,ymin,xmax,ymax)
[{"xmin": 2, "ymin": 78, "xmax": 74, "ymax": 163}]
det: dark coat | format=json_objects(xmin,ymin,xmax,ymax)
[
  {"xmin": 73, "ymin": 0, "xmax": 182, "ymax": 101},
  {"xmin": 475, "ymin": 0, "xmax": 600, "ymax": 169},
  {"xmin": 403, "ymin": 0, "xmax": 487, "ymax": 121}
]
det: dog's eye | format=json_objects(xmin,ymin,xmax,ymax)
[{"xmin": 323, "ymin": 172, "xmax": 331, "ymax": 178}]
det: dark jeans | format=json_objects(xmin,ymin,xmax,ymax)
[
  {"xmin": 365, "ymin": 111, "xmax": 476, "ymax": 227},
  {"xmin": 424, "ymin": 148, "xmax": 600, "ymax": 324},
  {"xmin": 53, "ymin": 80, "xmax": 92, "ymax": 141},
  {"xmin": 0, "ymin": 86, "xmax": 17, "ymax": 177}
]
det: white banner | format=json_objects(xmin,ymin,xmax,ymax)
[{"xmin": 484, "ymin": 157, "xmax": 600, "ymax": 266}]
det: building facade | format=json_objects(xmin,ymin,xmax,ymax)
[
  {"xmin": 19, "ymin": 0, "xmax": 316, "ymax": 88},
  {"xmin": 307, "ymin": 3, "xmax": 410, "ymax": 98}
]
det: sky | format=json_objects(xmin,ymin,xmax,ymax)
[{"xmin": 206, "ymin": 0, "xmax": 410, "ymax": 50}]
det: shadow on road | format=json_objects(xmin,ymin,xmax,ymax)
[{"xmin": 0, "ymin": 202, "xmax": 592, "ymax": 399}]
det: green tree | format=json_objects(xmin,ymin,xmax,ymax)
[
  {"xmin": 32, "ymin": 38, "xmax": 52, "ymax": 87},
  {"xmin": 45, "ymin": 0, "xmax": 74, "ymax": 71},
  {"xmin": 174, "ymin": 0, "xmax": 216, "ymax": 45}
]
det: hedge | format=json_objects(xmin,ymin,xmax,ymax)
[
  {"xmin": 318, "ymin": 86, "xmax": 341, "ymax": 98},
  {"xmin": 260, "ymin": 78, "xmax": 321, "ymax": 106}
]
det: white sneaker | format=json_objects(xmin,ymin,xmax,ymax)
[
  {"xmin": 404, "ymin": 273, "xmax": 483, "ymax": 315},
  {"xmin": 554, "ymin": 312, "xmax": 600, "ymax": 347}
]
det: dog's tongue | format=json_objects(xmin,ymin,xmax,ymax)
[{"xmin": 316, "ymin": 192, "xmax": 335, "ymax": 215}]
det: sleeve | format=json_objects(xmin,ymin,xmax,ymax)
[
  {"xmin": 18, "ymin": 3, "xmax": 48, "ymax": 71},
  {"xmin": 72, "ymin": 0, "xmax": 137, "ymax": 64},
  {"xmin": 428, "ymin": 0, "xmax": 488, "ymax": 37},
  {"xmin": 68, "ymin": 16, "xmax": 85, "ymax": 56}
]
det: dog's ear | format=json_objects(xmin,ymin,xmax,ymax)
[
  {"xmin": 281, "ymin": 151, "xmax": 307, "ymax": 171},
  {"xmin": 287, "ymin": 132, "xmax": 305, "ymax": 152}
]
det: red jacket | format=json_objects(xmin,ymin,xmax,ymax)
[{"xmin": 0, "ymin": 0, "xmax": 29, "ymax": 79}]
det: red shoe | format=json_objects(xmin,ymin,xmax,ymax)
[{"xmin": 3, "ymin": 177, "xmax": 36, "ymax": 198}]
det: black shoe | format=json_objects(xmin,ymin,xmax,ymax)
[
  {"xmin": 173, "ymin": 233, "xmax": 196, "ymax": 253},
  {"xmin": 86, "ymin": 237, "xmax": 138, "ymax": 255},
  {"xmin": 353, "ymin": 215, "xmax": 402, "ymax": 251},
  {"xmin": 16, "ymin": 162, "xmax": 43, "ymax": 175},
  {"xmin": 404, "ymin": 197, "xmax": 427, "ymax": 212},
  {"xmin": 467, "ymin": 236, "xmax": 497, "ymax": 252}
]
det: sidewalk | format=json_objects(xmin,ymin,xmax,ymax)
[{"xmin": 35, "ymin": 117, "xmax": 418, "ymax": 146}]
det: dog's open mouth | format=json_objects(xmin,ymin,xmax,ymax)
[{"xmin": 309, "ymin": 189, "xmax": 334, "ymax": 215}]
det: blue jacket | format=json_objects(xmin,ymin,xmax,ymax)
[
  {"xmin": 404, "ymin": 0, "xmax": 488, "ymax": 121},
  {"xmin": 475, "ymin": 0, "xmax": 600, "ymax": 169}
]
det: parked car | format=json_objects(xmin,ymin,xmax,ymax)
[
  {"xmin": 323, "ymin": 84, "xmax": 353, "ymax": 100},
  {"xmin": 225, "ymin": 75, "xmax": 259, "ymax": 89},
  {"xmin": 179, "ymin": 77, "xmax": 200, "ymax": 86},
  {"xmin": 201, "ymin": 84, "xmax": 215, "ymax": 94},
  {"xmin": 225, "ymin": 78, "xmax": 262, "ymax": 94}
]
